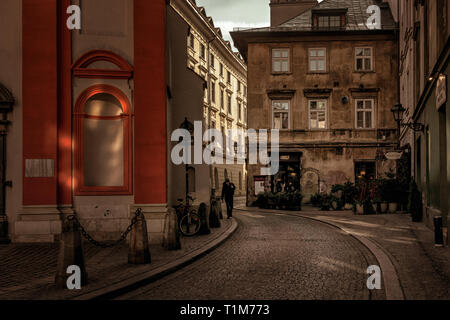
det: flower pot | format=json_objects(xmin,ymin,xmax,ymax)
[
  {"xmin": 355, "ymin": 204, "xmax": 364, "ymax": 215},
  {"xmin": 388, "ymin": 202, "xmax": 398, "ymax": 213},
  {"xmin": 373, "ymin": 203, "xmax": 378, "ymax": 213},
  {"xmin": 380, "ymin": 202, "xmax": 388, "ymax": 213},
  {"xmin": 331, "ymin": 201, "xmax": 339, "ymax": 210},
  {"xmin": 344, "ymin": 203, "xmax": 353, "ymax": 210}
]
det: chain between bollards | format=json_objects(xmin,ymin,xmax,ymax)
[{"xmin": 66, "ymin": 208, "xmax": 143, "ymax": 249}]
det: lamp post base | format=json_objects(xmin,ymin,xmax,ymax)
[{"xmin": 0, "ymin": 217, "xmax": 11, "ymax": 244}]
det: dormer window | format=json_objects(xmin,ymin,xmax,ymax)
[{"xmin": 312, "ymin": 9, "xmax": 347, "ymax": 29}]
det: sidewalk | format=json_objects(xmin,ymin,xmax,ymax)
[
  {"xmin": 237, "ymin": 205, "xmax": 450, "ymax": 300},
  {"xmin": 0, "ymin": 215, "xmax": 237, "ymax": 300}
]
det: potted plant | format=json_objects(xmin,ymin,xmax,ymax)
[
  {"xmin": 310, "ymin": 193, "xmax": 322, "ymax": 207},
  {"xmin": 363, "ymin": 198, "xmax": 376, "ymax": 215},
  {"xmin": 372, "ymin": 197, "xmax": 382, "ymax": 213},
  {"xmin": 276, "ymin": 192, "xmax": 288, "ymax": 210},
  {"xmin": 377, "ymin": 179, "xmax": 389, "ymax": 213},
  {"xmin": 343, "ymin": 182, "xmax": 357, "ymax": 210},
  {"xmin": 331, "ymin": 184, "xmax": 345, "ymax": 199},
  {"xmin": 320, "ymin": 193, "xmax": 331, "ymax": 211},
  {"xmin": 382, "ymin": 179, "xmax": 399, "ymax": 213},
  {"xmin": 290, "ymin": 191, "xmax": 303, "ymax": 211},
  {"xmin": 267, "ymin": 192, "xmax": 278, "ymax": 209},
  {"xmin": 255, "ymin": 192, "xmax": 268, "ymax": 209},
  {"xmin": 354, "ymin": 200, "xmax": 364, "ymax": 215},
  {"xmin": 408, "ymin": 180, "xmax": 423, "ymax": 222}
]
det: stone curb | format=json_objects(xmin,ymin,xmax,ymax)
[
  {"xmin": 71, "ymin": 218, "xmax": 239, "ymax": 300},
  {"xmin": 235, "ymin": 207, "xmax": 405, "ymax": 300}
]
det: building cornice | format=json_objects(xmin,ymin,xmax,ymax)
[{"xmin": 170, "ymin": 0, "xmax": 247, "ymax": 74}]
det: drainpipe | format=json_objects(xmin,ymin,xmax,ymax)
[{"xmin": 206, "ymin": 36, "xmax": 216, "ymax": 200}]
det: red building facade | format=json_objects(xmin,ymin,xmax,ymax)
[{"xmin": 11, "ymin": 0, "xmax": 168, "ymax": 242}]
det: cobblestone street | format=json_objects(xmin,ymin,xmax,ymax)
[{"xmin": 118, "ymin": 209, "xmax": 384, "ymax": 300}]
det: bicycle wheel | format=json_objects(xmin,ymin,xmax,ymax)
[{"xmin": 179, "ymin": 211, "xmax": 201, "ymax": 236}]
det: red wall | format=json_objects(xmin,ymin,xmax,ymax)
[
  {"xmin": 57, "ymin": 0, "xmax": 73, "ymax": 206},
  {"xmin": 23, "ymin": 0, "xmax": 58, "ymax": 205},
  {"xmin": 134, "ymin": 0, "xmax": 167, "ymax": 204}
]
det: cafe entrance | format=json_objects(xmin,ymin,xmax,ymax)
[{"xmin": 271, "ymin": 153, "xmax": 302, "ymax": 193}]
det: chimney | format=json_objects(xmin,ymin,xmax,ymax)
[{"xmin": 270, "ymin": 0, "xmax": 318, "ymax": 27}]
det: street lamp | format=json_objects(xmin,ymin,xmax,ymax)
[
  {"xmin": 0, "ymin": 84, "xmax": 14, "ymax": 244},
  {"xmin": 391, "ymin": 103, "xmax": 424, "ymax": 134},
  {"xmin": 179, "ymin": 118, "xmax": 194, "ymax": 206}
]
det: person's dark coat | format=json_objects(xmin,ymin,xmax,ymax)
[{"xmin": 221, "ymin": 181, "xmax": 235, "ymax": 202}]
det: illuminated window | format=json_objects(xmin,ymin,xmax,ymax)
[{"xmin": 272, "ymin": 100, "xmax": 290, "ymax": 130}]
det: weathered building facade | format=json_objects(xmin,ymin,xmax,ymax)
[
  {"xmin": 170, "ymin": 0, "xmax": 248, "ymax": 198},
  {"xmin": 232, "ymin": 0, "xmax": 399, "ymax": 204},
  {"xmin": 393, "ymin": 0, "xmax": 449, "ymax": 239},
  {"xmin": 0, "ymin": 0, "xmax": 177, "ymax": 244}
]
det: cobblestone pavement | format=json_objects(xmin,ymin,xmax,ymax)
[
  {"xmin": 118, "ymin": 210, "xmax": 384, "ymax": 300},
  {"xmin": 0, "ymin": 219, "xmax": 232, "ymax": 300},
  {"xmin": 291, "ymin": 207, "xmax": 450, "ymax": 300}
]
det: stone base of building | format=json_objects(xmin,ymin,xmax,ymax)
[
  {"xmin": 13, "ymin": 204, "xmax": 169, "ymax": 245},
  {"xmin": 14, "ymin": 206, "xmax": 65, "ymax": 243}
]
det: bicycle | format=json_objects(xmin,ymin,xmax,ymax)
[{"xmin": 174, "ymin": 195, "xmax": 201, "ymax": 236}]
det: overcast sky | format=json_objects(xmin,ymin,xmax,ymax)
[
  {"xmin": 195, "ymin": 0, "xmax": 271, "ymax": 45},
  {"xmin": 196, "ymin": 0, "xmax": 323, "ymax": 47}
]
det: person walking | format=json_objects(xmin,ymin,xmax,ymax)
[{"xmin": 221, "ymin": 178, "xmax": 236, "ymax": 219}]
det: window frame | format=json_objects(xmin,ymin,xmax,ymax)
[
  {"xmin": 355, "ymin": 98, "xmax": 375, "ymax": 129},
  {"xmin": 354, "ymin": 47, "xmax": 374, "ymax": 72},
  {"xmin": 74, "ymin": 84, "xmax": 133, "ymax": 196},
  {"xmin": 200, "ymin": 43, "xmax": 206, "ymax": 60},
  {"xmin": 272, "ymin": 100, "xmax": 291, "ymax": 130},
  {"xmin": 308, "ymin": 99, "xmax": 328, "ymax": 130},
  {"xmin": 271, "ymin": 48, "xmax": 291, "ymax": 74},
  {"xmin": 188, "ymin": 32, "xmax": 195, "ymax": 49},
  {"xmin": 210, "ymin": 81, "xmax": 216, "ymax": 104},
  {"xmin": 308, "ymin": 47, "xmax": 327, "ymax": 73}
]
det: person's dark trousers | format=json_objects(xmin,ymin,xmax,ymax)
[{"xmin": 225, "ymin": 198, "xmax": 234, "ymax": 218}]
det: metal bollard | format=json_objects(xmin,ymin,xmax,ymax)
[
  {"xmin": 55, "ymin": 216, "xmax": 88, "ymax": 288},
  {"xmin": 434, "ymin": 216, "xmax": 444, "ymax": 247}
]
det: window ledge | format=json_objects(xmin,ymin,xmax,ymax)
[{"xmin": 271, "ymin": 72, "xmax": 292, "ymax": 76}]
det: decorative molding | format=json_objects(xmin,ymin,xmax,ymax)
[
  {"xmin": 72, "ymin": 50, "xmax": 134, "ymax": 79},
  {"xmin": 303, "ymin": 88, "xmax": 332, "ymax": 98},
  {"xmin": 268, "ymin": 89, "xmax": 296, "ymax": 100}
]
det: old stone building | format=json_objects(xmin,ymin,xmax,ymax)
[
  {"xmin": 232, "ymin": 0, "xmax": 399, "ymax": 204},
  {"xmin": 170, "ymin": 0, "xmax": 248, "ymax": 198},
  {"xmin": 392, "ymin": 0, "xmax": 449, "ymax": 238}
]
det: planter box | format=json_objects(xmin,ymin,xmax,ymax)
[
  {"xmin": 355, "ymin": 204, "xmax": 364, "ymax": 215},
  {"xmin": 380, "ymin": 202, "xmax": 388, "ymax": 213},
  {"xmin": 388, "ymin": 203, "xmax": 398, "ymax": 213}
]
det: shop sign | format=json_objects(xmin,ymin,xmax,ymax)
[{"xmin": 254, "ymin": 176, "xmax": 265, "ymax": 195}]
